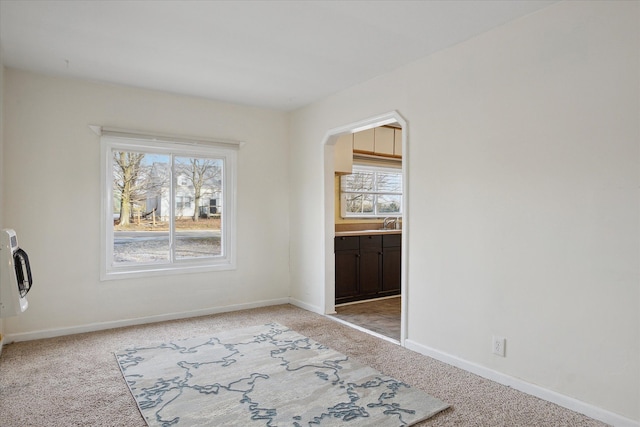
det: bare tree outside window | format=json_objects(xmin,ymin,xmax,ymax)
[{"xmin": 113, "ymin": 151, "xmax": 145, "ymax": 226}]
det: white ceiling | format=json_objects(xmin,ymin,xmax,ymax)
[{"xmin": 0, "ymin": 0, "xmax": 556, "ymax": 111}]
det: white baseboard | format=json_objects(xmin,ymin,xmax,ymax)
[
  {"xmin": 288, "ymin": 297, "xmax": 324, "ymax": 315},
  {"xmin": 404, "ymin": 339, "xmax": 639, "ymax": 427},
  {"xmin": 0, "ymin": 333, "xmax": 4, "ymax": 358},
  {"xmin": 4, "ymin": 298, "xmax": 290, "ymax": 343}
]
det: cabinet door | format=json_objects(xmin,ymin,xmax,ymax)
[
  {"xmin": 359, "ymin": 235, "xmax": 382, "ymax": 297},
  {"xmin": 381, "ymin": 246, "xmax": 401, "ymax": 294},
  {"xmin": 359, "ymin": 247, "xmax": 381, "ymax": 297},
  {"xmin": 394, "ymin": 128, "xmax": 402, "ymax": 157},
  {"xmin": 353, "ymin": 128, "xmax": 375, "ymax": 153},
  {"xmin": 334, "ymin": 134, "xmax": 353, "ymax": 175},
  {"xmin": 335, "ymin": 249, "xmax": 360, "ymax": 302},
  {"xmin": 374, "ymin": 127, "xmax": 395, "ymax": 156}
]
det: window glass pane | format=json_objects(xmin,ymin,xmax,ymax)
[
  {"xmin": 376, "ymin": 172, "xmax": 402, "ymax": 193},
  {"xmin": 174, "ymin": 157, "xmax": 223, "ymax": 259},
  {"xmin": 112, "ymin": 151, "xmax": 170, "ymax": 265},
  {"xmin": 344, "ymin": 193, "xmax": 374, "ymax": 214},
  {"xmin": 376, "ymin": 194, "xmax": 402, "ymax": 214},
  {"xmin": 342, "ymin": 171, "xmax": 374, "ymax": 192}
]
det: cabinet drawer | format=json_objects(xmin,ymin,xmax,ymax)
[
  {"xmin": 359, "ymin": 235, "xmax": 382, "ymax": 249},
  {"xmin": 335, "ymin": 236, "xmax": 359, "ymax": 251},
  {"xmin": 382, "ymin": 234, "xmax": 402, "ymax": 248}
]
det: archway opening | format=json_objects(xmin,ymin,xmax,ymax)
[{"xmin": 323, "ymin": 111, "xmax": 408, "ymax": 345}]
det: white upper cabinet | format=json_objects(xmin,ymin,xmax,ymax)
[
  {"xmin": 334, "ymin": 133, "xmax": 354, "ymax": 174},
  {"xmin": 374, "ymin": 127, "xmax": 395, "ymax": 156},
  {"xmin": 349, "ymin": 126, "xmax": 402, "ymax": 159},
  {"xmin": 394, "ymin": 128, "xmax": 402, "ymax": 157},
  {"xmin": 353, "ymin": 128, "xmax": 375, "ymax": 153}
]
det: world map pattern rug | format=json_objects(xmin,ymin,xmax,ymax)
[{"xmin": 115, "ymin": 322, "xmax": 449, "ymax": 426}]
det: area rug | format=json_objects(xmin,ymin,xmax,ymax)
[{"xmin": 115, "ymin": 322, "xmax": 449, "ymax": 426}]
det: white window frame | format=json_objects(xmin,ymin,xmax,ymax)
[
  {"xmin": 340, "ymin": 164, "xmax": 403, "ymax": 218},
  {"xmin": 100, "ymin": 131, "xmax": 239, "ymax": 281}
]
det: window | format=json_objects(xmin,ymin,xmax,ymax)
[
  {"xmin": 177, "ymin": 175, "xmax": 188, "ymax": 186},
  {"xmin": 100, "ymin": 131, "xmax": 238, "ymax": 280},
  {"xmin": 176, "ymin": 195, "xmax": 192, "ymax": 209},
  {"xmin": 341, "ymin": 165, "xmax": 402, "ymax": 218}
]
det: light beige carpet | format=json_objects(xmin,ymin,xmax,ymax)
[{"xmin": 0, "ymin": 304, "xmax": 608, "ymax": 426}]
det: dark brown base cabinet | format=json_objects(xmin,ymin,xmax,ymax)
[{"xmin": 335, "ymin": 234, "xmax": 401, "ymax": 304}]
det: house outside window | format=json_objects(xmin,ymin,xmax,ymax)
[
  {"xmin": 340, "ymin": 164, "xmax": 402, "ymax": 218},
  {"xmin": 100, "ymin": 132, "xmax": 238, "ymax": 280}
]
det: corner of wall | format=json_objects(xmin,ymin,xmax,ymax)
[{"xmin": 0, "ymin": 41, "xmax": 5, "ymax": 341}]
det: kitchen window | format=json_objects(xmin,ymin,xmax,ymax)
[
  {"xmin": 340, "ymin": 164, "xmax": 402, "ymax": 218},
  {"xmin": 100, "ymin": 131, "xmax": 238, "ymax": 280}
]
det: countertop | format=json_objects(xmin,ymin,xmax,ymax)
[{"xmin": 335, "ymin": 229, "xmax": 402, "ymax": 237}]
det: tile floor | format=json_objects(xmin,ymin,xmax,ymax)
[{"xmin": 331, "ymin": 296, "xmax": 401, "ymax": 341}]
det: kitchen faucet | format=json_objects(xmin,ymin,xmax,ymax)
[{"xmin": 383, "ymin": 217, "xmax": 397, "ymax": 230}]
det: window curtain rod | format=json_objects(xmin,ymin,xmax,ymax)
[{"xmin": 89, "ymin": 125, "xmax": 244, "ymax": 150}]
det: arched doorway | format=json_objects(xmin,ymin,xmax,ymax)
[{"xmin": 323, "ymin": 111, "xmax": 408, "ymax": 345}]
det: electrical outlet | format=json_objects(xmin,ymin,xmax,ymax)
[{"xmin": 492, "ymin": 336, "xmax": 506, "ymax": 357}]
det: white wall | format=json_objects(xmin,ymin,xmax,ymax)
[
  {"xmin": 289, "ymin": 1, "xmax": 639, "ymax": 423},
  {"xmin": 2, "ymin": 69, "xmax": 291, "ymax": 336},
  {"xmin": 0, "ymin": 40, "xmax": 5, "ymax": 338}
]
